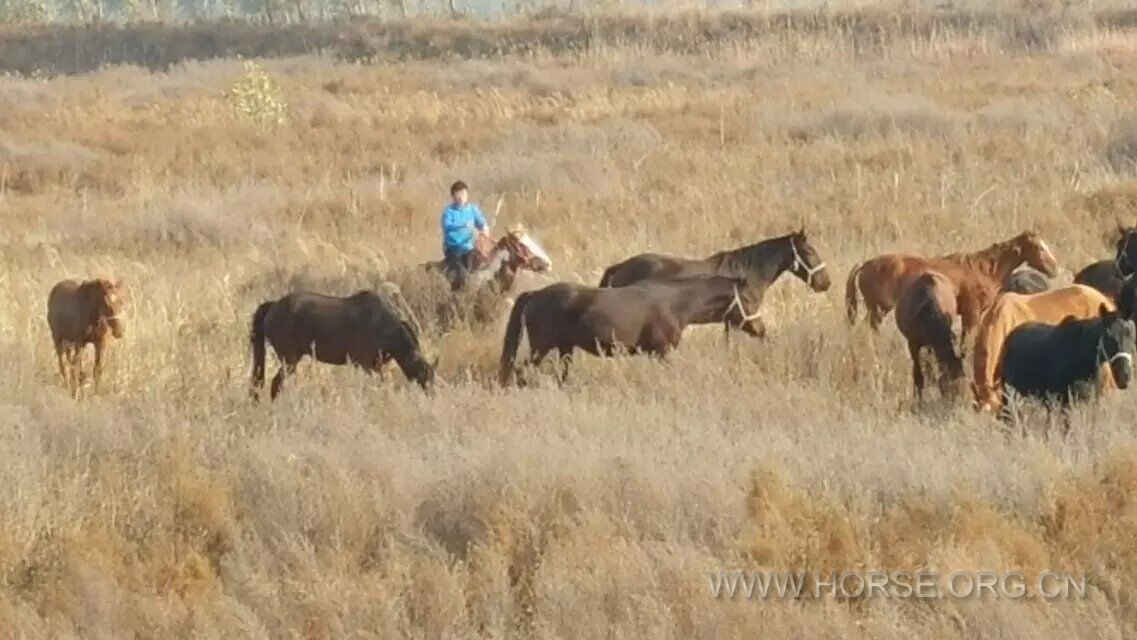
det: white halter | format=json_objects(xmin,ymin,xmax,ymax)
[
  {"xmin": 791, "ymin": 240, "xmax": 826, "ymax": 286},
  {"xmin": 725, "ymin": 284, "xmax": 762, "ymax": 324},
  {"xmin": 1098, "ymin": 341, "xmax": 1133, "ymax": 367}
]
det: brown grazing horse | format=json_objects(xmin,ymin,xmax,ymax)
[
  {"xmin": 498, "ymin": 275, "xmax": 763, "ymax": 386},
  {"xmin": 970, "ymin": 284, "xmax": 1116, "ymax": 413},
  {"xmin": 845, "ymin": 231, "xmax": 1059, "ymax": 343},
  {"xmin": 894, "ymin": 271, "xmax": 966, "ymax": 400},
  {"xmin": 47, "ymin": 278, "xmax": 126, "ymax": 395},
  {"xmin": 250, "ymin": 289, "xmax": 435, "ymax": 400},
  {"xmin": 423, "ymin": 227, "xmax": 552, "ymax": 293}
]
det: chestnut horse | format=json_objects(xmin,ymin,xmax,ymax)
[
  {"xmin": 970, "ymin": 284, "xmax": 1116, "ymax": 413},
  {"xmin": 423, "ymin": 227, "xmax": 552, "ymax": 293},
  {"xmin": 498, "ymin": 275, "xmax": 763, "ymax": 386},
  {"xmin": 47, "ymin": 278, "xmax": 126, "ymax": 395},
  {"xmin": 845, "ymin": 231, "xmax": 1059, "ymax": 345},
  {"xmin": 894, "ymin": 271, "xmax": 966, "ymax": 400}
]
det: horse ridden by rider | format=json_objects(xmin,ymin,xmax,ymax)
[{"xmin": 433, "ymin": 180, "xmax": 552, "ymax": 293}]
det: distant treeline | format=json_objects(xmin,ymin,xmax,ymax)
[{"xmin": 1, "ymin": 7, "xmax": 1136, "ymax": 77}]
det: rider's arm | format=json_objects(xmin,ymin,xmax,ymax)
[{"xmin": 473, "ymin": 205, "xmax": 488, "ymax": 232}]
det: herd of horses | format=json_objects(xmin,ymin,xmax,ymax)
[{"xmin": 42, "ymin": 223, "xmax": 1137, "ymax": 422}]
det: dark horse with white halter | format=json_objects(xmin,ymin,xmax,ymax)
[
  {"xmin": 596, "ymin": 229, "xmax": 830, "ymax": 338},
  {"xmin": 1000, "ymin": 306, "xmax": 1135, "ymax": 419},
  {"xmin": 498, "ymin": 275, "xmax": 763, "ymax": 386}
]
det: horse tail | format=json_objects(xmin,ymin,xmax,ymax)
[
  {"xmin": 498, "ymin": 291, "xmax": 532, "ymax": 386},
  {"xmin": 845, "ymin": 262, "xmax": 864, "ymax": 325},
  {"xmin": 598, "ymin": 266, "xmax": 615, "ymax": 287},
  {"xmin": 250, "ymin": 301, "xmax": 273, "ymax": 395},
  {"xmin": 922, "ymin": 297, "xmax": 963, "ymax": 379}
]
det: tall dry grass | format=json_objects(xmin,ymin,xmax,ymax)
[{"xmin": 2, "ymin": 8, "xmax": 1137, "ymax": 638}]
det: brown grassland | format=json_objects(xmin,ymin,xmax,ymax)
[{"xmin": 4, "ymin": 5, "xmax": 1137, "ymax": 637}]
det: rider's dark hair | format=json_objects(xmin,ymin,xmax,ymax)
[{"xmin": 450, "ymin": 180, "xmax": 468, "ymax": 194}]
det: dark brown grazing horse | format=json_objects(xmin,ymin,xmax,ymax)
[
  {"xmin": 845, "ymin": 231, "xmax": 1059, "ymax": 346},
  {"xmin": 250, "ymin": 289, "xmax": 435, "ymax": 400},
  {"xmin": 498, "ymin": 276, "xmax": 763, "ymax": 386},
  {"xmin": 596, "ymin": 229, "xmax": 830, "ymax": 336},
  {"xmin": 47, "ymin": 278, "xmax": 126, "ymax": 395},
  {"xmin": 894, "ymin": 271, "xmax": 965, "ymax": 400}
]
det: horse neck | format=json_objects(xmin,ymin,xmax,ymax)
[
  {"xmin": 1065, "ymin": 319, "xmax": 1104, "ymax": 378},
  {"xmin": 712, "ymin": 236, "xmax": 791, "ymax": 287},
  {"xmin": 969, "ymin": 242, "xmax": 1023, "ymax": 279},
  {"xmin": 673, "ymin": 281, "xmax": 738, "ymax": 324}
]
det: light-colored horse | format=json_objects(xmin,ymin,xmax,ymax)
[{"xmin": 424, "ymin": 226, "xmax": 553, "ymax": 293}]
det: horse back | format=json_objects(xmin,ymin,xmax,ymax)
[
  {"xmin": 603, "ymin": 253, "xmax": 707, "ymax": 287},
  {"xmin": 47, "ymin": 279, "xmax": 86, "ymax": 340}
]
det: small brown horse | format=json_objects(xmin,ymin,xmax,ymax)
[
  {"xmin": 47, "ymin": 278, "xmax": 126, "ymax": 395},
  {"xmin": 423, "ymin": 227, "xmax": 552, "ymax": 293},
  {"xmin": 845, "ymin": 231, "xmax": 1059, "ymax": 345},
  {"xmin": 597, "ymin": 229, "xmax": 829, "ymax": 337},
  {"xmin": 250, "ymin": 289, "xmax": 435, "ymax": 400},
  {"xmin": 894, "ymin": 271, "xmax": 966, "ymax": 400},
  {"xmin": 498, "ymin": 275, "xmax": 763, "ymax": 386}
]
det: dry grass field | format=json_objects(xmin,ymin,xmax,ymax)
[{"xmin": 4, "ymin": 6, "xmax": 1137, "ymax": 637}]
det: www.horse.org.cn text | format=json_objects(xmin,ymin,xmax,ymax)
[{"xmin": 708, "ymin": 569, "xmax": 1089, "ymax": 601}]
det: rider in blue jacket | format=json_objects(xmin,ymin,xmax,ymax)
[{"xmin": 441, "ymin": 180, "xmax": 490, "ymax": 291}]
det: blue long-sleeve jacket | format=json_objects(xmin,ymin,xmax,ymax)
[{"xmin": 441, "ymin": 202, "xmax": 488, "ymax": 254}]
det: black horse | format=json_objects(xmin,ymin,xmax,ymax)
[{"xmin": 1000, "ymin": 305, "xmax": 1134, "ymax": 416}]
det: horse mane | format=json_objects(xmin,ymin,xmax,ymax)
[
  {"xmin": 940, "ymin": 233, "xmax": 1030, "ymax": 275},
  {"xmin": 375, "ymin": 282, "xmax": 429, "ymax": 354},
  {"xmin": 711, "ymin": 232, "xmax": 797, "ymax": 276}
]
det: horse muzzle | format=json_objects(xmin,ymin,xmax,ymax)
[
  {"xmin": 1111, "ymin": 358, "xmax": 1132, "ymax": 390},
  {"xmin": 810, "ymin": 269, "xmax": 832, "ymax": 292},
  {"xmin": 107, "ymin": 316, "xmax": 125, "ymax": 339}
]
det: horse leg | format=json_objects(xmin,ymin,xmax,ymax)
[
  {"xmin": 270, "ymin": 360, "xmax": 298, "ymax": 400},
  {"xmin": 909, "ymin": 341, "xmax": 926, "ymax": 401},
  {"xmin": 69, "ymin": 347, "xmax": 84, "ymax": 396},
  {"xmin": 54, "ymin": 340, "xmax": 69, "ymax": 386},
  {"xmin": 556, "ymin": 347, "xmax": 573, "ymax": 384},
  {"xmin": 868, "ymin": 305, "xmax": 886, "ymax": 332},
  {"xmin": 92, "ymin": 338, "xmax": 107, "ymax": 393}
]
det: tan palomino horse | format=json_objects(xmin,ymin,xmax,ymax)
[{"xmin": 971, "ymin": 284, "xmax": 1117, "ymax": 412}]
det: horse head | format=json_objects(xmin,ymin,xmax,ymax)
[
  {"xmin": 1114, "ymin": 225, "xmax": 1137, "ymax": 278},
  {"xmin": 788, "ymin": 229, "xmax": 831, "ymax": 292},
  {"xmin": 84, "ymin": 278, "xmax": 126, "ymax": 339},
  {"xmin": 500, "ymin": 226, "xmax": 553, "ymax": 274},
  {"xmin": 1014, "ymin": 231, "xmax": 1059, "ymax": 278},
  {"xmin": 1098, "ymin": 304, "xmax": 1136, "ymax": 390}
]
